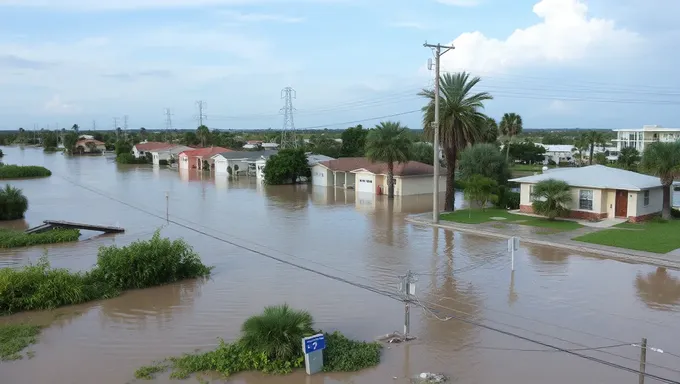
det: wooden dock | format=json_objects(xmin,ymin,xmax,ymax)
[{"xmin": 25, "ymin": 220, "xmax": 125, "ymax": 234}]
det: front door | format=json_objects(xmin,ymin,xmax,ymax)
[{"xmin": 615, "ymin": 190, "xmax": 628, "ymax": 217}]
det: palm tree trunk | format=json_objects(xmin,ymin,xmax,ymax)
[
  {"xmin": 662, "ymin": 184, "xmax": 672, "ymax": 220},
  {"xmin": 444, "ymin": 146, "xmax": 457, "ymax": 211},
  {"xmin": 589, "ymin": 143, "xmax": 594, "ymax": 165},
  {"xmin": 505, "ymin": 140, "xmax": 511, "ymax": 161},
  {"xmin": 387, "ymin": 162, "xmax": 395, "ymax": 199}
]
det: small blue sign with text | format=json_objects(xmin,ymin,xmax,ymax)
[{"xmin": 303, "ymin": 334, "xmax": 325, "ymax": 354}]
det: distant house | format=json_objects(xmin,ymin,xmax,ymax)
[
  {"xmin": 311, "ymin": 157, "xmax": 445, "ymax": 196},
  {"xmin": 537, "ymin": 144, "xmax": 574, "ymax": 165},
  {"xmin": 179, "ymin": 147, "xmax": 231, "ymax": 170},
  {"xmin": 243, "ymin": 140, "xmax": 263, "ymax": 150},
  {"xmin": 74, "ymin": 139, "xmax": 106, "ymax": 154},
  {"xmin": 132, "ymin": 142, "xmax": 175, "ymax": 158},
  {"xmin": 510, "ymin": 165, "xmax": 664, "ymax": 222},
  {"xmin": 211, "ymin": 150, "xmax": 279, "ymax": 176},
  {"xmin": 150, "ymin": 145, "xmax": 193, "ymax": 165}
]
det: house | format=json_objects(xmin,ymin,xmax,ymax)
[
  {"xmin": 537, "ymin": 144, "xmax": 574, "ymax": 165},
  {"xmin": 74, "ymin": 139, "xmax": 106, "ymax": 154},
  {"xmin": 133, "ymin": 142, "xmax": 175, "ymax": 158},
  {"xmin": 261, "ymin": 143, "xmax": 279, "ymax": 149},
  {"xmin": 307, "ymin": 153, "xmax": 335, "ymax": 167},
  {"xmin": 150, "ymin": 145, "xmax": 193, "ymax": 165},
  {"xmin": 613, "ymin": 125, "xmax": 680, "ymax": 153},
  {"xmin": 78, "ymin": 135, "xmax": 95, "ymax": 140},
  {"xmin": 243, "ymin": 140, "xmax": 263, "ymax": 150},
  {"xmin": 311, "ymin": 157, "xmax": 446, "ymax": 196},
  {"xmin": 510, "ymin": 165, "xmax": 664, "ymax": 222},
  {"xmin": 211, "ymin": 150, "xmax": 279, "ymax": 175},
  {"xmin": 178, "ymin": 147, "xmax": 230, "ymax": 170}
]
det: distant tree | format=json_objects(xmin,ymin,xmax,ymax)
[
  {"xmin": 307, "ymin": 135, "xmax": 341, "ymax": 158},
  {"xmin": 542, "ymin": 133, "xmax": 569, "ymax": 145},
  {"xmin": 340, "ymin": 124, "xmax": 368, "ymax": 157},
  {"xmin": 18, "ymin": 127, "xmax": 25, "ymax": 144},
  {"xmin": 572, "ymin": 133, "xmax": 589, "ymax": 166},
  {"xmin": 420, "ymin": 72, "xmax": 493, "ymax": 211},
  {"xmin": 594, "ymin": 152, "xmax": 607, "ymax": 165},
  {"xmin": 480, "ymin": 117, "xmax": 499, "ymax": 144},
  {"xmin": 264, "ymin": 148, "xmax": 310, "ymax": 185},
  {"xmin": 459, "ymin": 143, "xmax": 510, "ymax": 185},
  {"xmin": 139, "ymin": 127, "xmax": 147, "ymax": 140},
  {"xmin": 196, "ymin": 125, "xmax": 210, "ymax": 147},
  {"xmin": 463, "ymin": 175, "xmax": 498, "ymax": 216},
  {"xmin": 532, "ymin": 179, "xmax": 572, "ymax": 220},
  {"xmin": 508, "ymin": 141, "xmax": 546, "ymax": 164},
  {"xmin": 585, "ymin": 130, "xmax": 606, "ymax": 165},
  {"xmin": 641, "ymin": 142, "xmax": 680, "ymax": 220},
  {"xmin": 72, "ymin": 124, "xmax": 79, "ymax": 135},
  {"xmin": 183, "ymin": 131, "xmax": 199, "ymax": 146},
  {"xmin": 115, "ymin": 141, "xmax": 132, "ymax": 156},
  {"xmin": 63, "ymin": 132, "xmax": 78, "ymax": 153},
  {"xmin": 365, "ymin": 121, "xmax": 412, "ymax": 199},
  {"xmin": 42, "ymin": 131, "xmax": 59, "ymax": 149},
  {"xmin": 409, "ymin": 142, "xmax": 435, "ymax": 166},
  {"xmin": 116, "ymin": 127, "xmax": 123, "ymax": 140},
  {"xmin": 499, "ymin": 113, "xmax": 523, "ymax": 160},
  {"xmin": 617, "ymin": 147, "xmax": 641, "ymax": 171}
]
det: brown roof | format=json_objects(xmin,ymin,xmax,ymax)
[
  {"xmin": 318, "ymin": 157, "xmax": 436, "ymax": 177},
  {"xmin": 180, "ymin": 146, "xmax": 231, "ymax": 158}
]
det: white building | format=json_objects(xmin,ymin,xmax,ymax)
[
  {"xmin": 150, "ymin": 145, "xmax": 193, "ymax": 165},
  {"xmin": 212, "ymin": 150, "xmax": 279, "ymax": 176},
  {"xmin": 613, "ymin": 125, "xmax": 680, "ymax": 153},
  {"xmin": 537, "ymin": 144, "xmax": 574, "ymax": 165}
]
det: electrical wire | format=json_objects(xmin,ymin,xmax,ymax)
[{"xmin": 55, "ymin": 175, "xmax": 680, "ymax": 384}]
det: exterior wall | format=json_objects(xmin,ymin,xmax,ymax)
[
  {"xmin": 152, "ymin": 151, "xmax": 172, "ymax": 165},
  {"xmin": 519, "ymin": 183, "xmax": 532, "ymax": 206},
  {"xmin": 605, "ymin": 190, "xmax": 616, "ymax": 218},
  {"xmin": 356, "ymin": 172, "xmax": 375, "ymax": 194},
  {"xmin": 400, "ymin": 175, "xmax": 447, "ymax": 196},
  {"xmin": 179, "ymin": 154, "xmax": 190, "ymax": 169},
  {"xmin": 519, "ymin": 204, "xmax": 607, "ymax": 220},
  {"xmin": 255, "ymin": 159, "xmax": 266, "ymax": 180},
  {"xmin": 631, "ymin": 187, "xmax": 663, "ymax": 218},
  {"xmin": 519, "ymin": 182, "xmax": 608, "ymax": 220},
  {"xmin": 133, "ymin": 147, "xmax": 142, "ymax": 158},
  {"xmin": 311, "ymin": 165, "xmax": 333, "ymax": 187},
  {"xmin": 214, "ymin": 157, "xmax": 228, "ymax": 174}
]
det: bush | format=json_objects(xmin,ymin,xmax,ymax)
[
  {"xmin": 547, "ymin": 159, "xmax": 557, "ymax": 166},
  {"xmin": 323, "ymin": 331, "xmax": 382, "ymax": 372},
  {"xmin": 0, "ymin": 165, "xmax": 51, "ymax": 179},
  {"xmin": 116, "ymin": 153, "xmax": 148, "ymax": 164},
  {"xmin": 495, "ymin": 185, "xmax": 520, "ymax": 210},
  {"xmin": 0, "ymin": 185, "xmax": 28, "ymax": 220},
  {"xmin": 43, "ymin": 147, "xmax": 59, "ymax": 153},
  {"xmin": 94, "ymin": 232, "xmax": 212, "ymax": 291},
  {"xmin": 241, "ymin": 304, "xmax": 314, "ymax": 361},
  {"xmin": 532, "ymin": 179, "xmax": 572, "ymax": 220},
  {"xmin": 672, "ymin": 208, "xmax": 680, "ymax": 219},
  {"xmin": 0, "ymin": 228, "xmax": 80, "ymax": 248}
]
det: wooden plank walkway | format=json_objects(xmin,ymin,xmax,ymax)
[{"xmin": 25, "ymin": 220, "xmax": 125, "ymax": 234}]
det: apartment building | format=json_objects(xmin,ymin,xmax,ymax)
[{"xmin": 613, "ymin": 125, "xmax": 680, "ymax": 153}]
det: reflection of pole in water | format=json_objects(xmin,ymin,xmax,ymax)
[{"xmin": 508, "ymin": 270, "xmax": 518, "ymax": 306}]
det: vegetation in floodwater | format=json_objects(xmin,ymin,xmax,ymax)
[
  {"xmin": 134, "ymin": 305, "xmax": 383, "ymax": 380},
  {"xmin": 0, "ymin": 164, "xmax": 51, "ymax": 179},
  {"xmin": 0, "ymin": 324, "xmax": 42, "ymax": 361},
  {"xmin": 0, "ymin": 184, "xmax": 29, "ymax": 220},
  {"xmin": 134, "ymin": 362, "xmax": 170, "ymax": 379},
  {"xmin": 0, "ymin": 228, "xmax": 80, "ymax": 248},
  {"xmin": 0, "ymin": 231, "xmax": 211, "ymax": 315}
]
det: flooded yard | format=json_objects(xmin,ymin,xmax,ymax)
[{"xmin": 1, "ymin": 147, "xmax": 679, "ymax": 384}]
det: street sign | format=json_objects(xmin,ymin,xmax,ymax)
[{"xmin": 303, "ymin": 334, "xmax": 325, "ymax": 354}]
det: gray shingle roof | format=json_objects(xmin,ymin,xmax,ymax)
[
  {"xmin": 509, "ymin": 165, "xmax": 662, "ymax": 191},
  {"xmin": 213, "ymin": 150, "xmax": 278, "ymax": 160}
]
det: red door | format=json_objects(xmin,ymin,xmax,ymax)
[{"xmin": 615, "ymin": 190, "xmax": 628, "ymax": 217}]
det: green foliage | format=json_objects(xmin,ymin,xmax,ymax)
[
  {"xmin": 409, "ymin": 142, "xmax": 434, "ymax": 165},
  {"xmin": 0, "ymin": 165, "xmax": 51, "ymax": 179},
  {"xmin": 594, "ymin": 152, "xmax": 607, "ymax": 165},
  {"xmin": 531, "ymin": 179, "xmax": 572, "ymax": 220},
  {"xmin": 459, "ymin": 143, "xmax": 510, "ymax": 185},
  {"xmin": 322, "ymin": 331, "xmax": 382, "ymax": 372},
  {"xmin": 0, "ymin": 228, "xmax": 80, "ymax": 248},
  {"xmin": 0, "ymin": 232, "xmax": 211, "ymax": 315},
  {"xmin": 617, "ymin": 146, "xmax": 640, "ymax": 171},
  {"xmin": 585, "ymin": 130, "xmax": 606, "ymax": 165},
  {"xmin": 641, "ymin": 142, "xmax": 680, "ymax": 220},
  {"xmin": 196, "ymin": 125, "xmax": 211, "ymax": 147},
  {"xmin": 264, "ymin": 148, "xmax": 310, "ymax": 185},
  {"xmin": 500, "ymin": 112, "xmax": 523, "ymax": 160},
  {"xmin": 116, "ymin": 153, "xmax": 148, "ymax": 164},
  {"xmin": 365, "ymin": 121, "xmax": 412, "ymax": 198},
  {"xmin": 0, "ymin": 149, "xmax": 3, "ymax": 157},
  {"xmin": 463, "ymin": 175, "xmax": 498, "ymax": 212},
  {"xmin": 241, "ymin": 304, "xmax": 314, "ymax": 361},
  {"xmin": 63, "ymin": 132, "xmax": 78, "ymax": 153},
  {"xmin": 114, "ymin": 141, "xmax": 132, "ymax": 156},
  {"xmin": 94, "ymin": 232, "xmax": 212, "ymax": 291},
  {"xmin": 134, "ymin": 362, "xmax": 169, "ymax": 379},
  {"xmin": 507, "ymin": 141, "xmax": 546, "ymax": 164},
  {"xmin": 0, "ymin": 184, "xmax": 28, "ymax": 220},
  {"xmin": 0, "ymin": 324, "xmax": 41, "ymax": 361},
  {"xmin": 307, "ymin": 135, "xmax": 341, "ymax": 158},
  {"xmin": 479, "ymin": 117, "xmax": 499, "ymax": 144},
  {"xmin": 495, "ymin": 185, "xmax": 520, "ymax": 210},
  {"xmin": 542, "ymin": 132, "xmax": 570, "ymax": 145},
  {"xmin": 340, "ymin": 124, "xmax": 368, "ymax": 157},
  {"xmin": 671, "ymin": 208, "xmax": 680, "ymax": 219},
  {"xmin": 42, "ymin": 131, "xmax": 59, "ymax": 149}
]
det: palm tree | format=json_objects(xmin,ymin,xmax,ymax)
[
  {"xmin": 480, "ymin": 117, "xmax": 499, "ymax": 144},
  {"xmin": 241, "ymin": 304, "xmax": 314, "ymax": 360},
  {"xmin": 365, "ymin": 121, "xmax": 412, "ymax": 199},
  {"xmin": 499, "ymin": 113, "xmax": 523, "ymax": 161},
  {"xmin": 139, "ymin": 127, "xmax": 147, "ymax": 140},
  {"xmin": 116, "ymin": 127, "xmax": 122, "ymax": 140},
  {"xmin": 641, "ymin": 141, "xmax": 680, "ymax": 220},
  {"xmin": 196, "ymin": 125, "xmax": 210, "ymax": 147},
  {"xmin": 572, "ymin": 133, "xmax": 589, "ymax": 166},
  {"xmin": 585, "ymin": 130, "xmax": 605, "ymax": 165},
  {"xmin": 531, "ymin": 179, "xmax": 572, "ymax": 220},
  {"xmin": 419, "ymin": 72, "xmax": 493, "ymax": 211},
  {"xmin": 72, "ymin": 124, "xmax": 79, "ymax": 135},
  {"xmin": 0, "ymin": 184, "xmax": 29, "ymax": 220},
  {"xmin": 617, "ymin": 146, "xmax": 641, "ymax": 171}
]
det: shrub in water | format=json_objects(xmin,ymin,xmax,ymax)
[
  {"xmin": 0, "ymin": 165, "xmax": 51, "ymax": 179},
  {"xmin": 0, "ymin": 228, "xmax": 80, "ymax": 248},
  {"xmin": 0, "ymin": 184, "xmax": 28, "ymax": 220},
  {"xmin": 93, "ymin": 231, "xmax": 211, "ymax": 291},
  {"xmin": 323, "ymin": 331, "xmax": 382, "ymax": 372},
  {"xmin": 116, "ymin": 153, "xmax": 148, "ymax": 164},
  {"xmin": 241, "ymin": 304, "xmax": 314, "ymax": 361}
]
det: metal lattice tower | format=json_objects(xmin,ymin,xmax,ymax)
[
  {"xmin": 280, "ymin": 87, "xmax": 297, "ymax": 148},
  {"xmin": 164, "ymin": 108, "xmax": 173, "ymax": 130}
]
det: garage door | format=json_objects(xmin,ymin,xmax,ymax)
[
  {"xmin": 356, "ymin": 175, "xmax": 375, "ymax": 193},
  {"xmin": 312, "ymin": 167, "xmax": 327, "ymax": 186}
]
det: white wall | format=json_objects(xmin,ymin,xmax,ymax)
[
  {"xmin": 311, "ymin": 165, "xmax": 333, "ymax": 187},
  {"xmin": 214, "ymin": 157, "xmax": 228, "ymax": 174},
  {"xmin": 520, "ymin": 183, "xmax": 606, "ymax": 214},
  {"xmin": 256, "ymin": 159, "xmax": 266, "ymax": 180},
  {"xmin": 179, "ymin": 154, "xmax": 190, "ymax": 169},
  {"xmin": 631, "ymin": 187, "xmax": 663, "ymax": 217},
  {"xmin": 400, "ymin": 175, "xmax": 447, "ymax": 196}
]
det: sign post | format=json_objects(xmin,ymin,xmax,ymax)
[
  {"xmin": 508, "ymin": 236, "xmax": 519, "ymax": 271},
  {"xmin": 302, "ymin": 333, "xmax": 325, "ymax": 375}
]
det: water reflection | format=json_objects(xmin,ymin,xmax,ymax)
[
  {"xmin": 635, "ymin": 267, "xmax": 680, "ymax": 312},
  {"xmin": 527, "ymin": 245, "xmax": 570, "ymax": 274},
  {"xmin": 264, "ymin": 184, "xmax": 310, "ymax": 211},
  {"xmin": 0, "ymin": 218, "xmax": 30, "ymax": 231}
]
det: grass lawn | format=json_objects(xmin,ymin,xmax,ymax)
[
  {"xmin": 440, "ymin": 208, "xmax": 583, "ymax": 232},
  {"xmin": 573, "ymin": 219, "xmax": 680, "ymax": 254}
]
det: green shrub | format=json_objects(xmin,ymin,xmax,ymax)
[
  {"xmin": 672, "ymin": 208, "xmax": 680, "ymax": 219},
  {"xmin": 495, "ymin": 185, "xmax": 520, "ymax": 210},
  {"xmin": 323, "ymin": 331, "xmax": 382, "ymax": 372},
  {"xmin": 0, "ymin": 165, "xmax": 51, "ymax": 179},
  {"xmin": 0, "ymin": 185, "xmax": 28, "ymax": 220},
  {"xmin": 116, "ymin": 153, "xmax": 148, "ymax": 164},
  {"xmin": 241, "ymin": 304, "xmax": 314, "ymax": 361},
  {"xmin": 0, "ymin": 324, "xmax": 41, "ymax": 361},
  {"xmin": 94, "ymin": 232, "xmax": 211, "ymax": 291},
  {"xmin": 0, "ymin": 228, "xmax": 80, "ymax": 248}
]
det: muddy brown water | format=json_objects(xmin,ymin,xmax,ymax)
[{"xmin": 1, "ymin": 146, "xmax": 680, "ymax": 384}]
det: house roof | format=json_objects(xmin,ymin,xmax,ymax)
[
  {"xmin": 317, "ymin": 157, "xmax": 373, "ymax": 172},
  {"xmin": 75, "ymin": 139, "xmax": 105, "ymax": 146},
  {"xmin": 180, "ymin": 146, "xmax": 231, "ymax": 158},
  {"xmin": 134, "ymin": 142, "xmax": 176, "ymax": 152},
  {"xmin": 509, "ymin": 165, "xmax": 663, "ymax": 191},
  {"xmin": 306, "ymin": 153, "xmax": 335, "ymax": 166},
  {"xmin": 537, "ymin": 144, "xmax": 574, "ymax": 153},
  {"xmin": 212, "ymin": 150, "xmax": 278, "ymax": 160},
  {"xmin": 317, "ymin": 157, "xmax": 436, "ymax": 177},
  {"xmin": 154, "ymin": 145, "xmax": 193, "ymax": 155}
]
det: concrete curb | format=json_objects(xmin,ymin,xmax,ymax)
[{"xmin": 405, "ymin": 216, "xmax": 680, "ymax": 270}]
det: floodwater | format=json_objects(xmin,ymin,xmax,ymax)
[{"xmin": 1, "ymin": 146, "xmax": 680, "ymax": 384}]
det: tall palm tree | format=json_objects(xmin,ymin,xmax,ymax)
[
  {"xmin": 419, "ymin": 72, "xmax": 493, "ymax": 211},
  {"xmin": 572, "ymin": 133, "xmax": 589, "ymax": 166},
  {"xmin": 196, "ymin": 125, "xmax": 210, "ymax": 147},
  {"xmin": 72, "ymin": 124, "xmax": 79, "ymax": 135},
  {"xmin": 499, "ymin": 113, "xmax": 523, "ymax": 161},
  {"xmin": 139, "ymin": 127, "xmax": 147, "ymax": 140},
  {"xmin": 585, "ymin": 130, "xmax": 605, "ymax": 165},
  {"xmin": 480, "ymin": 117, "xmax": 499, "ymax": 144},
  {"xmin": 365, "ymin": 121, "xmax": 412, "ymax": 199},
  {"xmin": 641, "ymin": 141, "xmax": 680, "ymax": 220}
]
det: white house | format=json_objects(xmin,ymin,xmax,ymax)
[
  {"xmin": 211, "ymin": 150, "xmax": 278, "ymax": 176},
  {"xmin": 150, "ymin": 145, "xmax": 193, "ymax": 165},
  {"xmin": 613, "ymin": 125, "xmax": 680, "ymax": 153},
  {"xmin": 537, "ymin": 144, "xmax": 575, "ymax": 165},
  {"xmin": 510, "ymin": 165, "xmax": 664, "ymax": 222},
  {"xmin": 262, "ymin": 143, "xmax": 279, "ymax": 149},
  {"xmin": 132, "ymin": 142, "xmax": 175, "ymax": 158}
]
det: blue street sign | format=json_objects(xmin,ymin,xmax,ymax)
[{"xmin": 303, "ymin": 334, "xmax": 326, "ymax": 354}]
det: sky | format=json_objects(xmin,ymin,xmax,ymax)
[{"xmin": 0, "ymin": 0, "xmax": 679, "ymax": 131}]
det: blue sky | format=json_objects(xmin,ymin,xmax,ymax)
[{"xmin": 0, "ymin": 0, "xmax": 679, "ymax": 131}]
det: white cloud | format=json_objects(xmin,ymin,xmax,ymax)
[
  {"xmin": 436, "ymin": 0, "xmax": 480, "ymax": 6},
  {"xmin": 220, "ymin": 10, "xmax": 304, "ymax": 23},
  {"xmin": 0, "ymin": 0, "xmax": 346, "ymax": 11},
  {"xmin": 44, "ymin": 95, "xmax": 81, "ymax": 114},
  {"xmin": 440, "ymin": 0, "xmax": 641, "ymax": 74}
]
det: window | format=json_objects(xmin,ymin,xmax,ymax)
[
  {"xmin": 529, "ymin": 185, "xmax": 535, "ymax": 200},
  {"xmin": 643, "ymin": 190, "xmax": 650, "ymax": 206},
  {"xmin": 579, "ymin": 190, "xmax": 593, "ymax": 210}
]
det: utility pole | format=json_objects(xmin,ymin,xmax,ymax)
[
  {"xmin": 165, "ymin": 192, "xmax": 169, "ymax": 223},
  {"xmin": 164, "ymin": 108, "xmax": 173, "ymax": 131},
  {"xmin": 280, "ymin": 87, "xmax": 297, "ymax": 149},
  {"xmin": 113, "ymin": 117, "xmax": 119, "ymax": 139},
  {"xmin": 196, "ymin": 101, "xmax": 207, "ymax": 127},
  {"xmin": 123, "ymin": 115, "xmax": 129, "ymax": 140},
  {"xmin": 424, "ymin": 42, "xmax": 455, "ymax": 223},
  {"xmin": 399, "ymin": 270, "xmax": 416, "ymax": 339},
  {"xmin": 639, "ymin": 338, "xmax": 647, "ymax": 384}
]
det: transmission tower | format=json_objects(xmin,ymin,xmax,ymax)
[
  {"xmin": 196, "ymin": 101, "xmax": 207, "ymax": 127},
  {"xmin": 164, "ymin": 108, "xmax": 174, "ymax": 130},
  {"xmin": 280, "ymin": 87, "xmax": 297, "ymax": 148}
]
